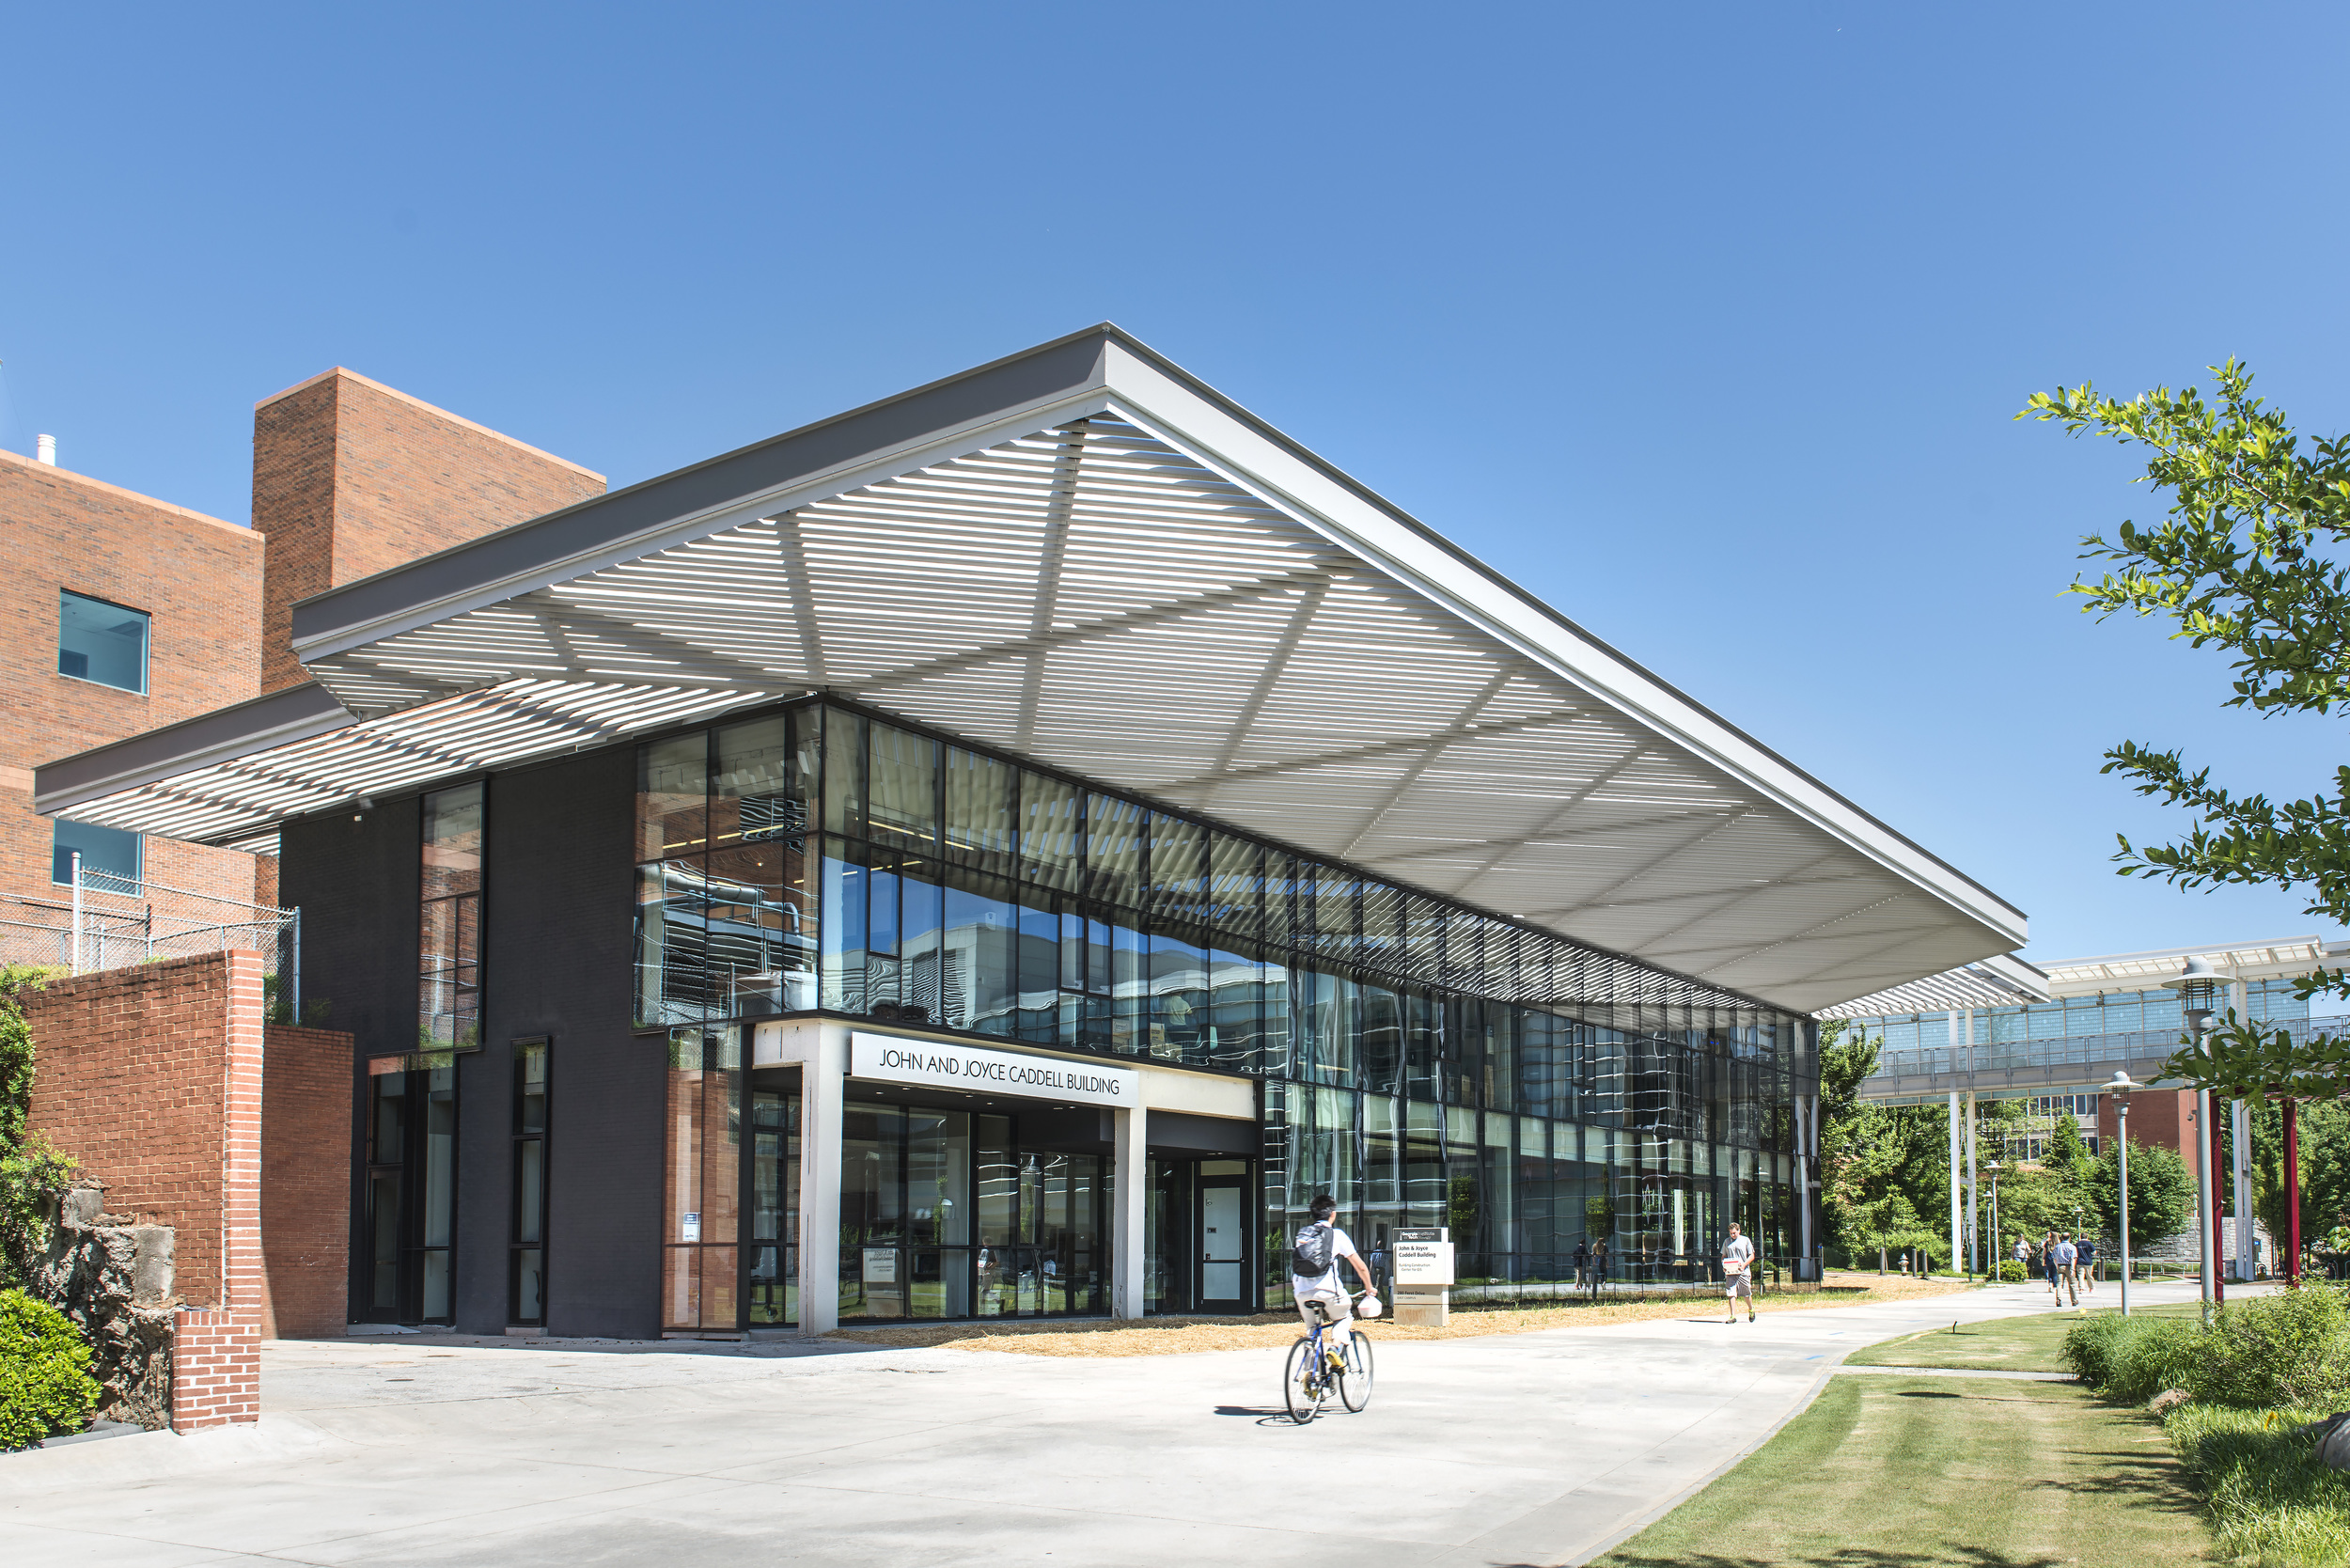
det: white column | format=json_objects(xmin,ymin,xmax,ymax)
[
  {"xmin": 2229, "ymin": 976, "xmax": 2251, "ymax": 1280},
  {"xmin": 1112, "ymin": 1105, "xmax": 1148, "ymax": 1319},
  {"xmin": 1966, "ymin": 1090, "xmax": 1979, "ymax": 1276},
  {"xmin": 2233, "ymin": 1098, "xmax": 2253, "ymax": 1279},
  {"xmin": 754, "ymin": 1021, "xmax": 844, "ymax": 1336},
  {"xmin": 1794, "ymin": 1094, "xmax": 1813, "ymax": 1271},
  {"xmin": 1948, "ymin": 1089, "xmax": 1962, "ymax": 1274}
]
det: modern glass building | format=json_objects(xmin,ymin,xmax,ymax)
[{"xmin": 36, "ymin": 326, "xmax": 2025, "ymax": 1337}]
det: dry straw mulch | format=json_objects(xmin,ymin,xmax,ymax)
[{"xmin": 826, "ymin": 1270, "xmax": 1976, "ymax": 1358}]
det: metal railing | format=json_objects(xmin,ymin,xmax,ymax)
[{"xmin": 1, "ymin": 863, "xmax": 298, "ymax": 1013}]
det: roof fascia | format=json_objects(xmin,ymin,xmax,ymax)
[
  {"xmin": 34, "ymin": 682, "xmax": 356, "ymax": 816},
  {"xmin": 1089, "ymin": 339, "xmax": 2028, "ymax": 948},
  {"xmin": 288, "ymin": 329, "xmax": 1117, "ymax": 665}
]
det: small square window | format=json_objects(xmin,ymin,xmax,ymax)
[
  {"xmin": 58, "ymin": 589, "xmax": 149, "ymax": 694},
  {"xmin": 53, "ymin": 819, "xmax": 142, "ymax": 887}
]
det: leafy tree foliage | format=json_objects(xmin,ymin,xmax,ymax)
[
  {"xmin": 2248, "ymin": 1097, "xmax": 2350, "ymax": 1252},
  {"xmin": 2089, "ymin": 1137, "xmax": 2195, "ymax": 1251},
  {"xmin": 2025, "ymin": 364, "xmax": 2350, "ymax": 1095}
]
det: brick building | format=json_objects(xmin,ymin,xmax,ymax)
[{"xmin": 2, "ymin": 371, "xmax": 602, "ymax": 958}]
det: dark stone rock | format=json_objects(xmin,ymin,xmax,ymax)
[{"xmin": 21, "ymin": 1180, "xmax": 177, "ymax": 1429}]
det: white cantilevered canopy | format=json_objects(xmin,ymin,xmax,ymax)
[
  {"xmin": 1812, "ymin": 953, "xmax": 2052, "ymax": 1019},
  {"xmin": 37, "ymin": 325, "xmax": 2025, "ymax": 1012}
]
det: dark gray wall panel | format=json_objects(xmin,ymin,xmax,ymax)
[
  {"xmin": 280, "ymin": 794, "xmax": 419, "ymax": 1324},
  {"xmin": 481, "ymin": 746, "xmax": 656, "ymax": 1340}
]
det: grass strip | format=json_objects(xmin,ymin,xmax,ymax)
[
  {"xmin": 2167, "ymin": 1404, "xmax": 2350, "ymax": 1566},
  {"xmin": 1592, "ymin": 1373, "xmax": 2204, "ymax": 1568},
  {"xmin": 1846, "ymin": 1301, "xmax": 2205, "ymax": 1374}
]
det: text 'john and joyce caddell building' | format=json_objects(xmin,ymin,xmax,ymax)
[{"xmin": 37, "ymin": 328, "xmax": 2025, "ymax": 1336}]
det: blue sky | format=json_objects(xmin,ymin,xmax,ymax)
[{"xmin": 5, "ymin": 4, "xmax": 2345, "ymax": 964}]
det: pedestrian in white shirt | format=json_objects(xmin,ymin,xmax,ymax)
[{"xmin": 1722, "ymin": 1223, "xmax": 1757, "ymax": 1324}]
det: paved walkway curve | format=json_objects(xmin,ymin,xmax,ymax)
[{"xmin": 0, "ymin": 1280, "xmax": 2224, "ymax": 1568}]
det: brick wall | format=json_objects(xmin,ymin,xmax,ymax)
[
  {"xmin": 260, "ymin": 1025, "xmax": 353, "ymax": 1337},
  {"xmin": 0, "ymin": 447, "xmax": 266, "ymax": 913},
  {"xmin": 253, "ymin": 369, "xmax": 603, "ymax": 691},
  {"xmin": 170, "ymin": 1309, "xmax": 260, "ymax": 1432},
  {"xmin": 2096, "ymin": 1087, "xmax": 2199, "ymax": 1164},
  {"xmin": 24, "ymin": 951, "xmax": 265, "ymax": 1309}
]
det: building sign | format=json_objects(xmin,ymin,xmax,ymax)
[
  {"xmin": 850, "ymin": 1033, "xmax": 1140, "ymax": 1107},
  {"xmin": 862, "ymin": 1247, "xmax": 898, "ymax": 1284},
  {"xmin": 1392, "ymin": 1233, "xmax": 1454, "ymax": 1286}
]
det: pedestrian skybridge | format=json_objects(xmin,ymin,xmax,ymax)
[{"xmin": 1851, "ymin": 1013, "xmax": 2350, "ymax": 1105}]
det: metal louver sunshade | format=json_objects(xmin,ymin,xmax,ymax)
[{"xmin": 37, "ymin": 325, "xmax": 2025, "ymax": 1012}]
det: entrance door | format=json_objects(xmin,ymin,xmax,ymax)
[{"xmin": 1197, "ymin": 1174, "xmax": 1247, "ymax": 1311}]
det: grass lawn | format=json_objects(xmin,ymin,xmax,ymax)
[
  {"xmin": 1845, "ymin": 1301, "xmax": 2206, "ymax": 1375},
  {"xmin": 1594, "ymin": 1372, "xmax": 2206, "ymax": 1568}
]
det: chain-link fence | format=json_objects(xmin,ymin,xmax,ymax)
[{"xmin": 0, "ymin": 865, "xmax": 298, "ymax": 1012}]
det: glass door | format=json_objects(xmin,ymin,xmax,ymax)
[{"xmin": 1197, "ymin": 1162, "xmax": 1249, "ymax": 1311}]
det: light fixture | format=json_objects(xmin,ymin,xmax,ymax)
[{"xmin": 2165, "ymin": 956, "xmax": 2220, "ymax": 1030}]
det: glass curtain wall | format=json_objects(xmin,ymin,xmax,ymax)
[
  {"xmin": 509, "ymin": 1039, "xmax": 549, "ymax": 1326},
  {"xmin": 634, "ymin": 700, "xmax": 1814, "ymax": 1319},
  {"xmin": 420, "ymin": 784, "xmax": 483, "ymax": 1050},
  {"xmin": 662, "ymin": 1025, "xmax": 743, "ymax": 1332}
]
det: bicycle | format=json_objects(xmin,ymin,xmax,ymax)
[{"xmin": 1282, "ymin": 1289, "xmax": 1376, "ymax": 1423}]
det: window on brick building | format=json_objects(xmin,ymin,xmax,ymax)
[
  {"xmin": 57, "ymin": 589, "xmax": 149, "ymax": 694},
  {"xmin": 52, "ymin": 817, "xmax": 141, "ymax": 888}
]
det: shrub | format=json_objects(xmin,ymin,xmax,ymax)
[
  {"xmin": 2060, "ymin": 1312, "xmax": 2206, "ymax": 1404},
  {"xmin": 2194, "ymin": 1286, "xmax": 2350, "ymax": 1410},
  {"xmin": 2169, "ymin": 1403, "xmax": 2350, "ymax": 1566},
  {"xmin": 0, "ymin": 1289, "xmax": 100, "ymax": 1449},
  {"xmin": 1996, "ymin": 1260, "xmax": 2026, "ymax": 1283},
  {"xmin": 0, "ymin": 1133, "xmax": 76, "ymax": 1289}
]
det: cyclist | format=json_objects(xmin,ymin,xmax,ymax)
[
  {"xmin": 1292, "ymin": 1195, "xmax": 1378, "ymax": 1349},
  {"xmin": 1722, "ymin": 1221, "xmax": 1757, "ymax": 1324}
]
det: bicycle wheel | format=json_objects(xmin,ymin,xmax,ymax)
[
  {"xmin": 1339, "ymin": 1332, "xmax": 1374, "ymax": 1412},
  {"xmin": 1283, "ymin": 1336, "xmax": 1323, "ymax": 1424}
]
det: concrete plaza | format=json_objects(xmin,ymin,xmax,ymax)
[{"xmin": 0, "ymin": 1279, "xmax": 2217, "ymax": 1568}]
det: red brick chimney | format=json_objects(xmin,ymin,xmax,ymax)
[{"xmin": 251, "ymin": 370, "xmax": 604, "ymax": 692}]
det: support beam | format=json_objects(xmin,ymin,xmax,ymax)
[
  {"xmin": 754, "ymin": 1020, "xmax": 844, "ymax": 1336},
  {"xmin": 1948, "ymin": 1089, "xmax": 1962, "ymax": 1276},
  {"xmin": 1112, "ymin": 1105, "xmax": 1149, "ymax": 1319}
]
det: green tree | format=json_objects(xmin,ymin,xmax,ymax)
[
  {"xmin": 2025, "ymin": 364, "xmax": 2350, "ymax": 1096},
  {"xmin": 2089, "ymin": 1137, "xmax": 2195, "ymax": 1252},
  {"xmin": 2248, "ymin": 1097, "xmax": 2350, "ymax": 1255},
  {"xmin": 0, "ymin": 966, "xmax": 60, "ymax": 1155},
  {"xmin": 2044, "ymin": 1112, "xmax": 2095, "ymax": 1183}
]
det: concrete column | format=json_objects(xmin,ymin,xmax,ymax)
[
  {"xmin": 2229, "ymin": 976, "xmax": 2252, "ymax": 1280},
  {"xmin": 2233, "ymin": 1097, "xmax": 2254, "ymax": 1279},
  {"xmin": 1112, "ymin": 1105, "xmax": 1149, "ymax": 1319},
  {"xmin": 1948, "ymin": 1089, "xmax": 1962, "ymax": 1273},
  {"xmin": 754, "ymin": 1021, "xmax": 844, "ymax": 1336}
]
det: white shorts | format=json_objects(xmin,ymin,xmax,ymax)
[{"xmin": 1294, "ymin": 1286, "xmax": 1353, "ymax": 1327}]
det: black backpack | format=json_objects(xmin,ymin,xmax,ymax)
[{"xmin": 1292, "ymin": 1222, "xmax": 1336, "ymax": 1278}]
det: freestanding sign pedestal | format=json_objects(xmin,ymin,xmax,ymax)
[{"xmin": 1392, "ymin": 1227, "xmax": 1454, "ymax": 1326}]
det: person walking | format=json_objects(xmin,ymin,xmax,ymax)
[
  {"xmin": 1573, "ymin": 1239, "xmax": 1590, "ymax": 1293},
  {"xmin": 2054, "ymin": 1232, "xmax": 2079, "ymax": 1306},
  {"xmin": 2042, "ymin": 1231, "xmax": 2061, "ymax": 1296},
  {"xmin": 1586, "ymin": 1237, "xmax": 1608, "ymax": 1301},
  {"xmin": 1721, "ymin": 1222, "xmax": 1758, "ymax": 1324},
  {"xmin": 2012, "ymin": 1233, "xmax": 2029, "ymax": 1283},
  {"xmin": 2076, "ymin": 1234, "xmax": 2097, "ymax": 1294}
]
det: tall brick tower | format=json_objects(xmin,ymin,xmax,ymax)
[{"xmin": 252, "ymin": 369, "xmax": 605, "ymax": 692}]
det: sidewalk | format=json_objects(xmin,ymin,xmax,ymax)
[{"xmin": 0, "ymin": 1280, "xmax": 2220, "ymax": 1568}]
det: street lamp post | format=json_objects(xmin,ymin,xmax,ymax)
[
  {"xmin": 2165, "ymin": 958, "xmax": 2221, "ymax": 1323},
  {"xmin": 2107, "ymin": 1070, "xmax": 2143, "ymax": 1317}
]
